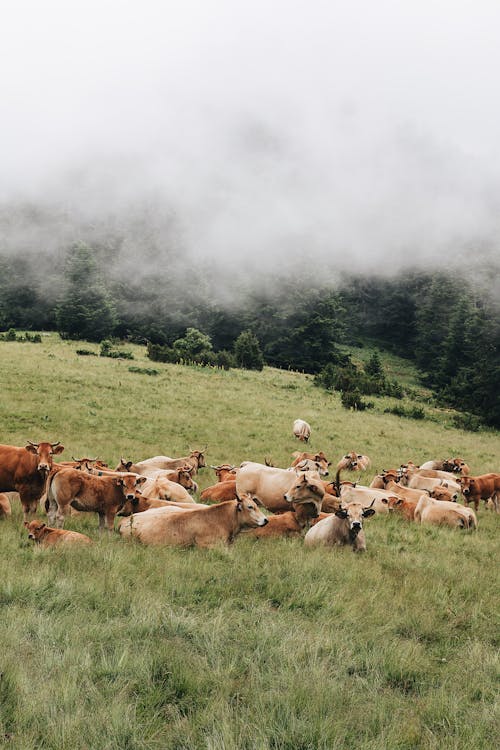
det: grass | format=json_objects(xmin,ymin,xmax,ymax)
[{"xmin": 0, "ymin": 333, "xmax": 499, "ymax": 749}]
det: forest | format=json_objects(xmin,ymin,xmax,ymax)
[{"xmin": 0, "ymin": 241, "xmax": 498, "ymax": 428}]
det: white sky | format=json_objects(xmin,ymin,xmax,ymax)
[{"xmin": 1, "ymin": 0, "xmax": 499, "ymax": 274}]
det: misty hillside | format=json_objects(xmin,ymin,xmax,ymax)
[{"xmin": 0, "ymin": 240, "xmax": 498, "ymax": 429}]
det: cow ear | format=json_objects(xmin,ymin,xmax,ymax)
[
  {"xmin": 236, "ymin": 501, "xmax": 242, "ymax": 512},
  {"xmin": 335, "ymin": 509, "xmax": 348, "ymax": 518},
  {"xmin": 39, "ymin": 523, "xmax": 47, "ymax": 529},
  {"xmin": 24, "ymin": 521, "xmax": 29, "ymax": 527},
  {"xmin": 363, "ymin": 508, "xmax": 376, "ymax": 518},
  {"xmin": 25, "ymin": 444, "xmax": 38, "ymax": 454},
  {"xmin": 137, "ymin": 476, "xmax": 148, "ymax": 485},
  {"xmin": 53, "ymin": 445, "xmax": 65, "ymax": 455},
  {"xmin": 115, "ymin": 477, "xmax": 123, "ymax": 486}
]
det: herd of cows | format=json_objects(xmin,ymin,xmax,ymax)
[{"xmin": 0, "ymin": 424, "xmax": 499, "ymax": 552}]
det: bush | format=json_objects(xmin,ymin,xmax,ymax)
[
  {"xmin": 384, "ymin": 405, "xmax": 426, "ymax": 420},
  {"xmin": 340, "ymin": 390, "xmax": 373, "ymax": 410},
  {"xmin": 128, "ymin": 366, "xmax": 159, "ymax": 376},
  {"xmin": 76, "ymin": 349, "xmax": 98, "ymax": 356},
  {"xmin": 100, "ymin": 340, "xmax": 134, "ymax": 360},
  {"xmin": 451, "ymin": 412, "xmax": 482, "ymax": 432},
  {"xmin": 234, "ymin": 331, "xmax": 264, "ymax": 371}
]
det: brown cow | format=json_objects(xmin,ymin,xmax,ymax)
[
  {"xmin": 0, "ymin": 441, "xmax": 64, "ymax": 520},
  {"xmin": 387, "ymin": 495, "xmax": 419, "ymax": 521},
  {"xmin": 0, "ymin": 493, "xmax": 12, "ymax": 518},
  {"xmin": 246, "ymin": 502, "xmax": 319, "ymax": 539},
  {"xmin": 200, "ymin": 480, "xmax": 237, "ymax": 503},
  {"xmin": 46, "ymin": 468, "xmax": 147, "ymax": 530},
  {"xmin": 210, "ymin": 464, "xmax": 238, "ymax": 482},
  {"xmin": 459, "ymin": 474, "xmax": 500, "ymax": 512},
  {"xmin": 24, "ymin": 520, "xmax": 92, "ymax": 547},
  {"xmin": 118, "ymin": 496, "xmax": 268, "ymax": 547}
]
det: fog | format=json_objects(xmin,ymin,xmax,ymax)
[{"xmin": 1, "ymin": 0, "xmax": 499, "ymax": 288}]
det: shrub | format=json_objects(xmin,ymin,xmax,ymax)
[
  {"xmin": 76, "ymin": 349, "xmax": 98, "ymax": 356},
  {"xmin": 340, "ymin": 389, "xmax": 373, "ymax": 410},
  {"xmin": 100, "ymin": 340, "xmax": 134, "ymax": 360},
  {"xmin": 451, "ymin": 412, "xmax": 482, "ymax": 432},
  {"xmin": 234, "ymin": 330, "xmax": 264, "ymax": 371},
  {"xmin": 128, "ymin": 366, "xmax": 159, "ymax": 376},
  {"xmin": 384, "ymin": 405, "xmax": 426, "ymax": 420}
]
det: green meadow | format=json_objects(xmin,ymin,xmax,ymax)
[{"xmin": 0, "ymin": 334, "xmax": 499, "ymax": 749}]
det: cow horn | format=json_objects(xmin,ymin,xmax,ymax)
[
  {"xmin": 27, "ymin": 440, "xmax": 39, "ymax": 447},
  {"xmin": 51, "ymin": 442, "xmax": 61, "ymax": 448},
  {"xmin": 367, "ymin": 498, "xmax": 376, "ymax": 509}
]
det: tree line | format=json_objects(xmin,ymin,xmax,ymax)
[{"xmin": 0, "ymin": 242, "xmax": 498, "ymax": 427}]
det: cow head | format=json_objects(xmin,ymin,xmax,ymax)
[
  {"xmin": 444, "ymin": 457, "xmax": 470, "ymax": 475},
  {"xmin": 459, "ymin": 476, "xmax": 473, "ymax": 496},
  {"xmin": 284, "ymin": 472, "xmax": 325, "ymax": 515},
  {"xmin": 335, "ymin": 500, "xmax": 375, "ymax": 537},
  {"xmin": 235, "ymin": 493, "xmax": 268, "ymax": 527},
  {"xmin": 24, "ymin": 519, "xmax": 48, "ymax": 542},
  {"xmin": 115, "ymin": 458, "xmax": 134, "ymax": 472},
  {"xmin": 337, "ymin": 452, "xmax": 371, "ymax": 473},
  {"xmin": 430, "ymin": 486, "xmax": 458, "ymax": 502},
  {"xmin": 190, "ymin": 448, "xmax": 207, "ymax": 469},
  {"xmin": 25, "ymin": 441, "xmax": 64, "ymax": 473},
  {"xmin": 116, "ymin": 474, "xmax": 147, "ymax": 501},
  {"xmin": 176, "ymin": 466, "xmax": 196, "ymax": 491}
]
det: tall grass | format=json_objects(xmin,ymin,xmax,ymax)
[{"xmin": 0, "ymin": 334, "xmax": 499, "ymax": 749}]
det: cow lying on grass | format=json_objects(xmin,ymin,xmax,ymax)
[
  {"xmin": 304, "ymin": 501, "xmax": 376, "ymax": 552},
  {"xmin": 0, "ymin": 493, "xmax": 12, "ymax": 519},
  {"xmin": 25, "ymin": 520, "xmax": 92, "ymax": 547},
  {"xmin": 118, "ymin": 496, "xmax": 268, "ymax": 547},
  {"xmin": 414, "ymin": 495, "xmax": 477, "ymax": 529}
]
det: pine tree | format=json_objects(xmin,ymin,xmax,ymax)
[
  {"xmin": 234, "ymin": 330, "xmax": 264, "ymax": 371},
  {"xmin": 56, "ymin": 243, "xmax": 117, "ymax": 342}
]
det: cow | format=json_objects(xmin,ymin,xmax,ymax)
[
  {"xmin": 420, "ymin": 458, "xmax": 470, "ymax": 475},
  {"xmin": 335, "ymin": 451, "xmax": 371, "ymax": 492},
  {"xmin": 24, "ymin": 520, "xmax": 92, "ymax": 547},
  {"xmin": 0, "ymin": 493, "xmax": 12, "ymax": 519},
  {"xmin": 45, "ymin": 468, "xmax": 148, "ymax": 530},
  {"xmin": 386, "ymin": 495, "xmax": 420, "ymax": 521},
  {"xmin": 140, "ymin": 474, "xmax": 195, "ymax": 503},
  {"xmin": 0, "ymin": 441, "xmax": 64, "ymax": 520},
  {"xmin": 414, "ymin": 495, "xmax": 477, "ymax": 529},
  {"xmin": 118, "ymin": 496, "xmax": 268, "ymax": 547},
  {"xmin": 459, "ymin": 474, "xmax": 500, "ymax": 512},
  {"xmin": 304, "ymin": 500, "xmax": 376, "ymax": 552},
  {"xmin": 293, "ymin": 419, "xmax": 311, "ymax": 443},
  {"xmin": 116, "ymin": 449, "xmax": 207, "ymax": 476},
  {"xmin": 236, "ymin": 462, "xmax": 324, "ymax": 513},
  {"xmin": 210, "ymin": 464, "xmax": 238, "ymax": 482},
  {"xmin": 290, "ymin": 451, "xmax": 330, "ymax": 476},
  {"xmin": 339, "ymin": 485, "xmax": 392, "ymax": 514},
  {"xmin": 200, "ymin": 480, "xmax": 237, "ymax": 503},
  {"xmin": 246, "ymin": 502, "xmax": 319, "ymax": 539}
]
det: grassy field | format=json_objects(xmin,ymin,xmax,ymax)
[{"xmin": 0, "ymin": 334, "xmax": 499, "ymax": 749}]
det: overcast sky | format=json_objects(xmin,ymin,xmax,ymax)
[{"xmin": 1, "ymin": 0, "xmax": 499, "ymax": 278}]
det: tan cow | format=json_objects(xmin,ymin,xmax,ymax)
[
  {"xmin": 290, "ymin": 451, "xmax": 330, "ymax": 476},
  {"xmin": 339, "ymin": 485, "xmax": 391, "ymax": 514},
  {"xmin": 116, "ymin": 449, "xmax": 207, "ymax": 476},
  {"xmin": 293, "ymin": 419, "xmax": 311, "ymax": 443},
  {"xmin": 118, "ymin": 496, "xmax": 268, "ymax": 547},
  {"xmin": 0, "ymin": 493, "xmax": 12, "ymax": 518},
  {"xmin": 24, "ymin": 519, "xmax": 92, "ymax": 547},
  {"xmin": 140, "ymin": 474, "xmax": 195, "ymax": 503},
  {"xmin": 459, "ymin": 474, "xmax": 500, "ymax": 512},
  {"xmin": 420, "ymin": 458, "xmax": 470, "ymax": 475},
  {"xmin": 387, "ymin": 495, "xmax": 420, "ymax": 521},
  {"xmin": 414, "ymin": 495, "xmax": 477, "ymax": 529},
  {"xmin": 236, "ymin": 462, "xmax": 318, "ymax": 513},
  {"xmin": 46, "ymin": 468, "xmax": 147, "ymax": 530},
  {"xmin": 304, "ymin": 500, "xmax": 376, "ymax": 552}
]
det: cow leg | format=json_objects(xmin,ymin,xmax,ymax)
[
  {"xmin": 55, "ymin": 503, "xmax": 70, "ymax": 529},
  {"xmin": 104, "ymin": 509, "xmax": 117, "ymax": 532},
  {"xmin": 98, "ymin": 513, "xmax": 107, "ymax": 532},
  {"xmin": 18, "ymin": 490, "xmax": 40, "ymax": 523}
]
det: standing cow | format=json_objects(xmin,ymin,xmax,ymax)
[
  {"xmin": 293, "ymin": 419, "xmax": 311, "ymax": 443},
  {"xmin": 0, "ymin": 441, "xmax": 64, "ymax": 520}
]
